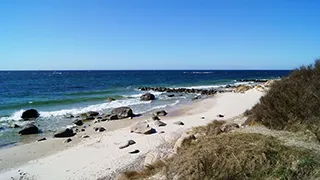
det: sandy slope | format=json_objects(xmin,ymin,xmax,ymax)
[{"xmin": 0, "ymin": 89, "xmax": 263, "ymax": 180}]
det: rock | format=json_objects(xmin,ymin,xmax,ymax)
[
  {"xmin": 154, "ymin": 110, "xmax": 167, "ymax": 116},
  {"xmin": 173, "ymin": 121, "xmax": 184, "ymax": 125},
  {"xmin": 111, "ymin": 107, "xmax": 134, "ymax": 119},
  {"xmin": 154, "ymin": 120, "xmax": 166, "ymax": 127},
  {"xmin": 119, "ymin": 140, "xmax": 136, "ymax": 149},
  {"xmin": 82, "ymin": 135, "xmax": 89, "ymax": 138},
  {"xmin": 74, "ymin": 128, "xmax": 79, "ymax": 133},
  {"xmin": 64, "ymin": 138, "xmax": 72, "ymax": 143},
  {"xmin": 130, "ymin": 121, "xmax": 154, "ymax": 134},
  {"xmin": 217, "ymin": 114, "xmax": 225, "ymax": 118},
  {"xmin": 167, "ymin": 94, "xmax": 175, "ymax": 97},
  {"xmin": 37, "ymin": 137, "xmax": 46, "ymax": 142},
  {"xmin": 81, "ymin": 128, "xmax": 85, "ymax": 132},
  {"xmin": 87, "ymin": 111, "xmax": 99, "ymax": 117},
  {"xmin": 97, "ymin": 116, "xmax": 102, "ymax": 119},
  {"xmin": 73, "ymin": 119, "xmax": 83, "ymax": 126},
  {"xmin": 53, "ymin": 128, "xmax": 75, "ymax": 138},
  {"xmin": 225, "ymin": 84, "xmax": 232, "ymax": 88},
  {"xmin": 201, "ymin": 116, "xmax": 205, "ymax": 119},
  {"xmin": 12, "ymin": 124, "xmax": 20, "ymax": 128},
  {"xmin": 18, "ymin": 124, "xmax": 39, "ymax": 135},
  {"xmin": 102, "ymin": 114, "xmax": 118, "ymax": 121},
  {"xmin": 159, "ymin": 131, "xmax": 165, "ymax": 134},
  {"xmin": 152, "ymin": 116, "xmax": 160, "ymax": 120},
  {"xmin": 21, "ymin": 109, "xmax": 39, "ymax": 120},
  {"xmin": 107, "ymin": 97, "xmax": 116, "ymax": 102},
  {"xmin": 220, "ymin": 123, "xmax": 240, "ymax": 132},
  {"xmin": 94, "ymin": 127, "xmax": 106, "ymax": 132},
  {"xmin": 192, "ymin": 95, "xmax": 202, "ymax": 101},
  {"xmin": 85, "ymin": 116, "xmax": 95, "ymax": 121},
  {"xmin": 129, "ymin": 149, "xmax": 140, "ymax": 154},
  {"xmin": 140, "ymin": 93, "xmax": 155, "ymax": 101},
  {"xmin": 65, "ymin": 114, "xmax": 74, "ymax": 118},
  {"xmin": 173, "ymin": 133, "xmax": 196, "ymax": 153}
]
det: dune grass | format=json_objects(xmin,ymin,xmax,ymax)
[
  {"xmin": 245, "ymin": 60, "xmax": 320, "ymax": 140},
  {"xmin": 120, "ymin": 132, "xmax": 320, "ymax": 180}
]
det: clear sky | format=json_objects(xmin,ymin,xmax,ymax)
[{"xmin": 0, "ymin": 0, "xmax": 319, "ymax": 70}]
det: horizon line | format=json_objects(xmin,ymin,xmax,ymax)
[{"xmin": 0, "ymin": 69, "xmax": 293, "ymax": 71}]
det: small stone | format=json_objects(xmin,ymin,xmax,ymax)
[
  {"xmin": 152, "ymin": 116, "xmax": 160, "ymax": 120},
  {"xmin": 94, "ymin": 127, "xmax": 106, "ymax": 132},
  {"xmin": 154, "ymin": 120, "xmax": 167, "ymax": 127},
  {"xmin": 201, "ymin": 117, "xmax": 205, "ymax": 119},
  {"xmin": 82, "ymin": 135, "xmax": 89, "ymax": 138},
  {"xmin": 37, "ymin": 137, "xmax": 46, "ymax": 142},
  {"xmin": 64, "ymin": 138, "xmax": 72, "ymax": 143},
  {"xmin": 173, "ymin": 121, "xmax": 184, "ymax": 125},
  {"xmin": 217, "ymin": 114, "xmax": 225, "ymax": 118},
  {"xmin": 13, "ymin": 124, "xmax": 20, "ymax": 128},
  {"xmin": 81, "ymin": 128, "xmax": 85, "ymax": 132},
  {"xmin": 159, "ymin": 131, "xmax": 165, "ymax": 134},
  {"xmin": 129, "ymin": 149, "xmax": 140, "ymax": 154},
  {"xmin": 75, "ymin": 129, "xmax": 79, "ymax": 133},
  {"xmin": 119, "ymin": 140, "xmax": 136, "ymax": 149}
]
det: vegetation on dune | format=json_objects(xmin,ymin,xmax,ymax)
[
  {"xmin": 245, "ymin": 60, "xmax": 320, "ymax": 138},
  {"xmin": 121, "ymin": 133, "xmax": 320, "ymax": 180}
]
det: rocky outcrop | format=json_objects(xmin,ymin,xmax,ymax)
[
  {"xmin": 130, "ymin": 121, "xmax": 155, "ymax": 134},
  {"xmin": 154, "ymin": 110, "xmax": 167, "ymax": 116},
  {"xmin": 21, "ymin": 109, "xmax": 39, "ymax": 120},
  {"xmin": 102, "ymin": 114, "xmax": 118, "ymax": 121},
  {"xmin": 138, "ymin": 87, "xmax": 218, "ymax": 95},
  {"xmin": 140, "ymin": 93, "xmax": 155, "ymax": 101},
  {"xmin": 18, "ymin": 123, "xmax": 39, "ymax": 135},
  {"xmin": 53, "ymin": 128, "xmax": 75, "ymax": 138},
  {"xmin": 73, "ymin": 119, "xmax": 83, "ymax": 126},
  {"xmin": 111, "ymin": 107, "xmax": 134, "ymax": 119}
]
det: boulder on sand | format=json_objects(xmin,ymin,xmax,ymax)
[
  {"xmin": 140, "ymin": 93, "xmax": 155, "ymax": 101},
  {"xmin": 111, "ymin": 107, "xmax": 134, "ymax": 119},
  {"xmin": 21, "ymin": 109, "xmax": 39, "ymax": 120},
  {"xmin": 86, "ymin": 111, "xmax": 99, "ymax": 117},
  {"xmin": 153, "ymin": 110, "xmax": 167, "ymax": 117},
  {"xmin": 18, "ymin": 123, "xmax": 39, "ymax": 135},
  {"xmin": 73, "ymin": 119, "xmax": 83, "ymax": 126},
  {"xmin": 130, "ymin": 121, "xmax": 155, "ymax": 134},
  {"xmin": 154, "ymin": 120, "xmax": 167, "ymax": 127},
  {"xmin": 53, "ymin": 128, "xmax": 75, "ymax": 138}
]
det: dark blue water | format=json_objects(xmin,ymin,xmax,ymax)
[{"xmin": 0, "ymin": 70, "xmax": 290, "ymax": 147}]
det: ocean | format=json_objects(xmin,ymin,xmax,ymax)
[{"xmin": 0, "ymin": 70, "xmax": 290, "ymax": 147}]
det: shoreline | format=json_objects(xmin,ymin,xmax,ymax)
[{"xmin": 0, "ymin": 88, "xmax": 264, "ymax": 180}]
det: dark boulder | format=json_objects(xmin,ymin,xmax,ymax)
[
  {"xmin": 87, "ymin": 111, "xmax": 99, "ymax": 117},
  {"xmin": 37, "ymin": 137, "xmax": 47, "ymax": 142},
  {"xmin": 53, "ymin": 128, "xmax": 75, "ymax": 138},
  {"xmin": 154, "ymin": 110, "xmax": 167, "ymax": 116},
  {"xmin": 167, "ymin": 94, "xmax": 175, "ymax": 97},
  {"xmin": 111, "ymin": 107, "xmax": 134, "ymax": 119},
  {"xmin": 21, "ymin": 109, "xmax": 39, "ymax": 120},
  {"xmin": 152, "ymin": 116, "xmax": 160, "ymax": 120},
  {"xmin": 18, "ymin": 123, "xmax": 39, "ymax": 135},
  {"xmin": 140, "ymin": 93, "xmax": 155, "ymax": 101},
  {"xmin": 73, "ymin": 119, "xmax": 83, "ymax": 126},
  {"xmin": 107, "ymin": 97, "xmax": 116, "ymax": 102}
]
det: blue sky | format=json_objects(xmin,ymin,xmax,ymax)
[{"xmin": 0, "ymin": 0, "xmax": 319, "ymax": 70}]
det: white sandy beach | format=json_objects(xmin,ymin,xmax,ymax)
[{"xmin": 0, "ymin": 89, "xmax": 263, "ymax": 180}]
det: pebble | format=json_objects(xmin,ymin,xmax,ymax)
[
  {"xmin": 129, "ymin": 149, "xmax": 140, "ymax": 154},
  {"xmin": 64, "ymin": 138, "xmax": 72, "ymax": 143}
]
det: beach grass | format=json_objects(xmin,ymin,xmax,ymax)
[
  {"xmin": 245, "ymin": 60, "xmax": 320, "ymax": 140},
  {"xmin": 120, "ymin": 132, "xmax": 320, "ymax": 180}
]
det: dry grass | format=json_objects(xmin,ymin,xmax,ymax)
[
  {"xmin": 246, "ymin": 60, "xmax": 320, "ymax": 137},
  {"xmin": 120, "ymin": 133, "xmax": 320, "ymax": 180}
]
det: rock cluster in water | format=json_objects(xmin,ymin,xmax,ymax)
[{"xmin": 138, "ymin": 87, "xmax": 219, "ymax": 95}]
